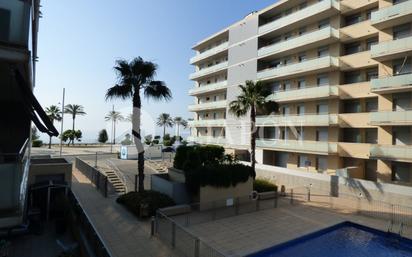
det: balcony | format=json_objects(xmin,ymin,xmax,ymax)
[
  {"xmin": 259, "ymin": 0, "xmax": 340, "ymax": 36},
  {"xmin": 266, "ymin": 85, "xmax": 339, "ymax": 103},
  {"xmin": 190, "ymin": 42, "xmax": 229, "ymax": 64},
  {"xmin": 339, "ymin": 82, "xmax": 374, "ymax": 99},
  {"xmin": 256, "ymin": 139, "xmax": 338, "ymax": 155},
  {"xmin": 340, "ymin": 0, "xmax": 379, "ymax": 14},
  {"xmin": 338, "ymin": 142, "xmax": 371, "ymax": 159},
  {"xmin": 187, "ymin": 136, "xmax": 226, "ymax": 145},
  {"xmin": 371, "ymin": 36, "xmax": 412, "ymax": 61},
  {"xmin": 370, "ymin": 110, "xmax": 412, "ymax": 125},
  {"xmin": 188, "ymin": 81, "xmax": 227, "ymax": 96},
  {"xmin": 371, "ymin": 73, "xmax": 412, "ymax": 92},
  {"xmin": 188, "ymin": 100, "xmax": 227, "ymax": 112},
  {"xmin": 257, "ymin": 56, "xmax": 339, "ymax": 81},
  {"xmin": 339, "ymin": 113, "xmax": 373, "ymax": 128},
  {"xmin": 370, "ymin": 144, "xmax": 412, "ymax": 162},
  {"xmin": 371, "ymin": 0, "xmax": 412, "ymax": 29},
  {"xmin": 256, "ymin": 114, "xmax": 338, "ymax": 126},
  {"xmin": 189, "ymin": 62, "xmax": 228, "ymax": 80},
  {"xmin": 188, "ymin": 119, "xmax": 226, "ymax": 127},
  {"xmin": 0, "ymin": 0, "xmax": 31, "ymax": 47},
  {"xmin": 340, "ymin": 20, "xmax": 378, "ymax": 42},
  {"xmin": 340, "ymin": 51, "xmax": 378, "ymax": 71},
  {"xmin": 258, "ymin": 27, "xmax": 339, "ymax": 59}
]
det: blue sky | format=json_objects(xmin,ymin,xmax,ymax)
[{"xmin": 35, "ymin": 0, "xmax": 277, "ymax": 142}]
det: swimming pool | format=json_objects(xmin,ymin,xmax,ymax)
[{"xmin": 247, "ymin": 222, "xmax": 412, "ymax": 257}]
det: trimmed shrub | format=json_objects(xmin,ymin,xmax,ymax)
[
  {"xmin": 185, "ymin": 164, "xmax": 254, "ymax": 194},
  {"xmin": 254, "ymin": 179, "xmax": 278, "ymax": 193},
  {"xmin": 173, "ymin": 145, "xmax": 225, "ymax": 170},
  {"xmin": 117, "ymin": 190, "xmax": 175, "ymax": 218},
  {"xmin": 32, "ymin": 140, "xmax": 43, "ymax": 147}
]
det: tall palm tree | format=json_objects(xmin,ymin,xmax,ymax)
[
  {"xmin": 45, "ymin": 105, "xmax": 62, "ymax": 149},
  {"xmin": 105, "ymin": 110, "xmax": 124, "ymax": 145},
  {"xmin": 64, "ymin": 104, "xmax": 86, "ymax": 131},
  {"xmin": 106, "ymin": 57, "xmax": 172, "ymax": 192},
  {"xmin": 157, "ymin": 113, "xmax": 173, "ymax": 140},
  {"xmin": 229, "ymin": 80, "xmax": 278, "ymax": 177},
  {"xmin": 173, "ymin": 117, "xmax": 188, "ymax": 138}
]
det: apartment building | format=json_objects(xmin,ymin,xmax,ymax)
[{"xmin": 188, "ymin": 0, "xmax": 412, "ymax": 185}]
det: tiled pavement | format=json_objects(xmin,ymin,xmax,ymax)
[{"xmin": 72, "ymin": 169, "xmax": 179, "ymax": 257}]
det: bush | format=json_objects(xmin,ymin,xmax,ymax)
[
  {"xmin": 152, "ymin": 139, "xmax": 159, "ymax": 145},
  {"xmin": 98, "ymin": 129, "xmax": 108, "ymax": 143},
  {"xmin": 173, "ymin": 145, "xmax": 225, "ymax": 170},
  {"xmin": 185, "ymin": 164, "xmax": 254, "ymax": 194},
  {"xmin": 32, "ymin": 140, "xmax": 43, "ymax": 147},
  {"xmin": 254, "ymin": 179, "xmax": 277, "ymax": 193},
  {"xmin": 117, "ymin": 190, "xmax": 175, "ymax": 218},
  {"xmin": 163, "ymin": 140, "xmax": 172, "ymax": 146}
]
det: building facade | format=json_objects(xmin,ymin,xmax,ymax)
[{"xmin": 188, "ymin": 0, "xmax": 412, "ymax": 185}]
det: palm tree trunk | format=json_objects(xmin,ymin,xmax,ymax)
[
  {"xmin": 72, "ymin": 115, "xmax": 75, "ymax": 131},
  {"xmin": 163, "ymin": 126, "xmax": 166, "ymax": 140},
  {"xmin": 113, "ymin": 120, "xmax": 116, "ymax": 145},
  {"xmin": 250, "ymin": 105, "xmax": 257, "ymax": 178},
  {"xmin": 49, "ymin": 136, "xmax": 52, "ymax": 149},
  {"xmin": 132, "ymin": 91, "xmax": 145, "ymax": 192}
]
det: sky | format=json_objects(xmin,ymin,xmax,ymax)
[{"xmin": 35, "ymin": 0, "xmax": 277, "ymax": 143}]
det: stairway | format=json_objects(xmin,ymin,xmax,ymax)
[{"xmin": 105, "ymin": 170, "xmax": 126, "ymax": 194}]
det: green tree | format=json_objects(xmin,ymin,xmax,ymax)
[
  {"xmin": 64, "ymin": 104, "xmax": 86, "ymax": 131},
  {"xmin": 173, "ymin": 117, "xmax": 188, "ymax": 139},
  {"xmin": 144, "ymin": 135, "xmax": 153, "ymax": 145},
  {"xmin": 98, "ymin": 129, "xmax": 109, "ymax": 143},
  {"xmin": 61, "ymin": 130, "xmax": 82, "ymax": 146},
  {"xmin": 229, "ymin": 80, "xmax": 278, "ymax": 177},
  {"xmin": 106, "ymin": 57, "xmax": 172, "ymax": 192},
  {"xmin": 156, "ymin": 113, "xmax": 173, "ymax": 141},
  {"xmin": 45, "ymin": 105, "xmax": 62, "ymax": 149},
  {"xmin": 105, "ymin": 110, "xmax": 124, "ymax": 145},
  {"xmin": 121, "ymin": 133, "xmax": 133, "ymax": 145}
]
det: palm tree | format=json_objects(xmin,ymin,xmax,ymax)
[
  {"xmin": 106, "ymin": 57, "xmax": 172, "ymax": 192},
  {"xmin": 45, "ymin": 105, "xmax": 62, "ymax": 149},
  {"xmin": 157, "ymin": 113, "xmax": 173, "ymax": 140},
  {"xmin": 105, "ymin": 110, "xmax": 124, "ymax": 145},
  {"xmin": 229, "ymin": 80, "xmax": 278, "ymax": 177},
  {"xmin": 173, "ymin": 117, "xmax": 188, "ymax": 138},
  {"xmin": 64, "ymin": 104, "xmax": 86, "ymax": 131}
]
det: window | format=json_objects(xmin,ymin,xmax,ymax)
[
  {"xmin": 317, "ymin": 74, "xmax": 329, "ymax": 86},
  {"xmin": 393, "ymin": 23, "xmax": 411, "ymax": 40},
  {"xmin": 365, "ymin": 129, "xmax": 377, "ymax": 144},
  {"xmin": 316, "ymin": 128, "xmax": 328, "ymax": 142},
  {"xmin": 284, "ymin": 8, "xmax": 292, "ymax": 16},
  {"xmin": 318, "ymin": 46, "xmax": 329, "ymax": 57},
  {"xmin": 270, "ymin": 82, "xmax": 281, "ymax": 92},
  {"xmin": 366, "ymin": 98, "xmax": 378, "ymax": 112},
  {"xmin": 343, "ymin": 128, "xmax": 361, "ymax": 143},
  {"xmin": 316, "ymin": 157, "xmax": 328, "ymax": 172},
  {"xmin": 318, "ymin": 18, "xmax": 330, "ymax": 29},
  {"xmin": 281, "ymin": 106, "xmax": 290, "ymax": 116},
  {"xmin": 284, "ymin": 32, "xmax": 292, "ymax": 41},
  {"xmin": 393, "ymin": 0, "xmax": 409, "ymax": 5},
  {"xmin": 298, "ymin": 52, "xmax": 307, "ymax": 62},
  {"xmin": 366, "ymin": 69, "xmax": 378, "ymax": 81},
  {"xmin": 298, "ymin": 155, "xmax": 309, "ymax": 168},
  {"xmin": 343, "ymin": 100, "xmax": 361, "ymax": 113},
  {"xmin": 213, "ymin": 96, "xmax": 217, "ymax": 101},
  {"xmin": 213, "ymin": 113, "xmax": 217, "ymax": 119},
  {"xmin": 284, "ymin": 81, "xmax": 292, "ymax": 91},
  {"xmin": 284, "ymin": 57, "xmax": 293, "ymax": 65},
  {"xmin": 393, "ymin": 58, "xmax": 412, "ymax": 75},
  {"xmin": 317, "ymin": 103, "xmax": 329, "ymax": 114},
  {"xmin": 299, "ymin": 2, "xmax": 307, "ymax": 10},
  {"xmin": 366, "ymin": 8, "xmax": 378, "ymax": 20},
  {"xmin": 344, "ymin": 42, "xmax": 361, "ymax": 55},
  {"xmin": 344, "ymin": 71, "xmax": 361, "ymax": 84},
  {"xmin": 345, "ymin": 13, "xmax": 362, "ymax": 26},
  {"xmin": 299, "ymin": 27, "xmax": 306, "ymax": 36},
  {"xmin": 392, "ymin": 162, "xmax": 411, "ymax": 183},
  {"xmin": 298, "ymin": 78, "xmax": 306, "ymax": 89},
  {"xmin": 297, "ymin": 105, "xmax": 305, "ymax": 116}
]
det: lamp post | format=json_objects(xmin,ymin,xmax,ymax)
[{"xmin": 59, "ymin": 88, "xmax": 65, "ymax": 156}]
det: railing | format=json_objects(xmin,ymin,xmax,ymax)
[
  {"xmin": 257, "ymin": 56, "xmax": 339, "ymax": 81},
  {"xmin": 256, "ymin": 139, "xmax": 338, "ymax": 154},
  {"xmin": 266, "ymin": 85, "xmax": 339, "ymax": 102},
  {"xmin": 74, "ymin": 158, "xmax": 118, "ymax": 197},
  {"xmin": 188, "ymin": 119, "xmax": 226, "ymax": 127},
  {"xmin": 371, "ymin": 0, "xmax": 412, "ymax": 27},
  {"xmin": 187, "ymin": 136, "xmax": 226, "ymax": 145},
  {"xmin": 370, "ymin": 144, "xmax": 412, "ymax": 161},
  {"xmin": 188, "ymin": 81, "xmax": 228, "ymax": 96},
  {"xmin": 190, "ymin": 42, "xmax": 229, "ymax": 64},
  {"xmin": 68, "ymin": 190, "xmax": 114, "ymax": 257},
  {"xmin": 190, "ymin": 62, "xmax": 229, "ymax": 80},
  {"xmin": 371, "ymin": 36, "xmax": 412, "ymax": 59},
  {"xmin": 0, "ymin": 0, "xmax": 31, "ymax": 46},
  {"xmin": 256, "ymin": 114, "xmax": 338, "ymax": 126},
  {"xmin": 370, "ymin": 110, "xmax": 412, "ymax": 125},
  {"xmin": 371, "ymin": 72, "xmax": 412, "ymax": 91},
  {"xmin": 188, "ymin": 100, "xmax": 227, "ymax": 112},
  {"xmin": 258, "ymin": 27, "xmax": 339, "ymax": 57},
  {"xmin": 258, "ymin": 0, "xmax": 339, "ymax": 35}
]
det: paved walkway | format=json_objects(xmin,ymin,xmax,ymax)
[{"xmin": 72, "ymin": 169, "xmax": 178, "ymax": 257}]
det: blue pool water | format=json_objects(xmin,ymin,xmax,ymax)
[{"xmin": 248, "ymin": 222, "xmax": 412, "ymax": 257}]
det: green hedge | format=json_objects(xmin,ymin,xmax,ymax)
[
  {"xmin": 185, "ymin": 164, "xmax": 254, "ymax": 194},
  {"xmin": 32, "ymin": 140, "xmax": 43, "ymax": 147},
  {"xmin": 173, "ymin": 145, "xmax": 225, "ymax": 170},
  {"xmin": 254, "ymin": 179, "xmax": 277, "ymax": 193},
  {"xmin": 117, "ymin": 190, "xmax": 175, "ymax": 218}
]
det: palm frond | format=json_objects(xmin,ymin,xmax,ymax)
[
  {"xmin": 105, "ymin": 84, "xmax": 133, "ymax": 101},
  {"xmin": 144, "ymin": 81, "xmax": 172, "ymax": 101}
]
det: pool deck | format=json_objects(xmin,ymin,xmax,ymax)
[{"xmin": 182, "ymin": 201, "xmax": 412, "ymax": 257}]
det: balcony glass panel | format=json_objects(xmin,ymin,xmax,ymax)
[
  {"xmin": 256, "ymin": 139, "xmax": 338, "ymax": 154},
  {"xmin": 188, "ymin": 119, "xmax": 226, "ymax": 127},
  {"xmin": 188, "ymin": 100, "xmax": 227, "ymax": 112},
  {"xmin": 267, "ymin": 86, "xmax": 338, "ymax": 102},
  {"xmin": 370, "ymin": 110, "xmax": 412, "ymax": 125},
  {"xmin": 190, "ymin": 62, "xmax": 228, "ymax": 80},
  {"xmin": 0, "ymin": 0, "xmax": 31, "ymax": 46},
  {"xmin": 190, "ymin": 42, "xmax": 229, "ymax": 64},
  {"xmin": 370, "ymin": 145, "xmax": 412, "ymax": 161},
  {"xmin": 187, "ymin": 136, "xmax": 226, "ymax": 145},
  {"xmin": 371, "ymin": 0, "xmax": 412, "ymax": 26},
  {"xmin": 189, "ymin": 81, "xmax": 227, "ymax": 96},
  {"xmin": 256, "ymin": 114, "xmax": 338, "ymax": 126},
  {"xmin": 371, "ymin": 36, "xmax": 412, "ymax": 59},
  {"xmin": 371, "ymin": 73, "xmax": 412, "ymax": 91}
]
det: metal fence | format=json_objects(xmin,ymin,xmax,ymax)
[{"xmin": 74, "ymin": 158, "xmax": 117, "ymax": 197}]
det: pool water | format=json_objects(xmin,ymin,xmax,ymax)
[{"xmin": 248, "ymin": 222, "xmax": 412, "ymax": 257}]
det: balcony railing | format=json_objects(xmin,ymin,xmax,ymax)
[
  {"xmin": 256, "ymin": 139, "xmax": 338, "ymax": 154},
  {"xmin": 257, "ymin": 56, "xmax": 339, "ymax": 81},
  {"xmin": 188, "ymin": 119, "xmax": 226, "ymax": 127},
  {"xmin": 188, "ymin": 100, "xmax": 227, "ymax": 112},
  {"xmin": 370, "ymin": 144, "xmax": 412, "ymax": 161},
  {"xmin": 259, "ymin": 0, "xmax": 339, "ymax": 35},
  {"xmin": 266, "ymin": 85, "xmax": 339, "ymax": 103},
  {"xmin": 187, "ymin": 136, "xmax": 226, "ymax": 145},
  {"xmin": 371, "ymin": 0, "xmax": 412, "ymax": 28},
  {"xmin": 189, "ymin": 81, "xmax": 227, "ymax": 96},
  {"xmin": 190, "ymin": 42, "xmax": 229, "ymax": 64},
  {"xmin": 0, "ymin": 0, "xmax": 31, "ymax": 46},
  {"xmin": 258, "ymin": 27, "xmax": 339, "ymax": 58},
  {"xmin": 370, "ymin": 110, "xmax": 412, "ymax": 125},
  {"xmin": 189, "ymin": 62, "xmax": 229, "ymax": 80},
  {"xmin": 256, "ymin": 114, "xmax": 338, "ymax": 126},
  {"xmin": 371, "ymin": 36, "xmax": 412, "ymax": 61},
  {"xmin": 371, "ymin": 73, "xmax": 412, "ymax": 92}
]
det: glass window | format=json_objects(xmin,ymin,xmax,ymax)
[
  {"xmin": 318, "ymin": 46, "xmax": 329, "ymax": 57},
  {"xmin": 344, "ymin": 42, "xmax": 362, "ymax": 55},
  {"xmin": 366, "ymin": 69, "xmax": 378, "ymax": 81},
  {"xmin": 317, "ymin": 74, "xmax": 329, "ymax": 86},
  {"xmin": 316, "ymin": 157, "xmax": 328, "ymax": 172},
  {"xmin": 393, "ymin": 0, "xmax": 408, "ymax": 5},
  {"xmin": 284, "ymin": 81, "xmax": 292, "ymax": 90},
  {"xmin": 298, "ymin": 155, "xmax": 309, "ymax": 168},
  {"xmin": 299, "ymin": 27, "xmax": 306, "ymax": 35},
  {"xmin": 297, "ymin": 105, "xmax": 305, "ymax": 116},
  {"xmin": 393, "ymin": 23, "xmax": 411, "ymax": 40},
  {"xmin": 366, "ymin": 98, "xmax": 378, "ymax": 112},
  {"xmin": 366, "ymin": 8, "xmax": 378, "ymax": 20},
  {"xmin": 298, "ymin": 52, "xmax": 307, "ymax": 62},
  {"xmin": 345, "ymin": 13, "xmax": 362, "ymax": 26},
  {"xmin": 365, "ymin": 129, "xmax": 377, "ymax": 144},
  {"xmin": 393, "ymin": 58, "xmax": 412, "ymax": 75},
  {"xmin": 298, "ymin": 78, "xmax": 306, "ymax": 89},
  {"xmin": 344, "ymin": 71, "xmax": 362, "ymax": 84},
  {"xmin": 343, "ymin": 100, "xmax": 361, "ymax": 113},
  {"xmin": 317, "ymin": 103, "xmax": 329, "ymax": 114},
  {"xmin": 299, "ymin": 2, "xmax": 307, "ymax": 10},
  {"xmin": 366, "ymin": 37, "xmax": 378, "ymax": 50},
  {"xmin": 318, "ymin": 18, "xmax": 330, "ymax": 29}
]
